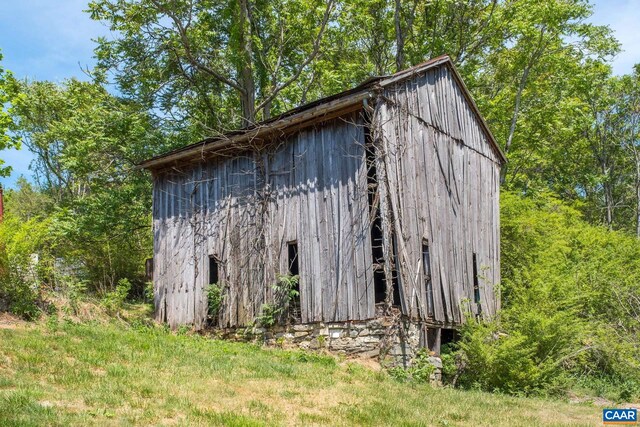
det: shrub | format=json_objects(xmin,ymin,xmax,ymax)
[
  {"xmin": 388, "ymin": 348, "xmax": 436, "ymax": 384},
  {"xmin": 62, "ymin": 279, "xmax": 88, "ymax": 316},
  {"xmin": 258, "ymin": 275, "xmax": 299, "ymax": 327},
  {"xmin": 143, "ymin": 281, "xmax": 154, "ymax": 303},
  {"xmin": 0, "ymin": 202, "xmax": 54, "ymax": 320},
  {"xmin": 102, "ymin": 278, "xmax": 132, "ymax": 316},
  {"xmin": 0, "ymin": 272, "xmax": 41, "ymax": 320},
  {"xmin": 448, "ymin": 191, "xmax": 640, "ymax": 398},
  {"xmin": 206, "ymin": 282, "xmax": 224, "ymax": 325}
]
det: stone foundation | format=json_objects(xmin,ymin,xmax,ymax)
[{"xmin": 210, "ymin": 311, "xmax": 442, "ymax": 383}]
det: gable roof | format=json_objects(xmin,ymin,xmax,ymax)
[{"xmin": 138, "ymin": 55, "xmax": 506, "ymax": 170}]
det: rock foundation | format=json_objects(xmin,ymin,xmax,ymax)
[{"xmin": 211, "ymin": 312, "xmax": 442, "ymax": 383}]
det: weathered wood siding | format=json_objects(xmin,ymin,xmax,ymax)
[
  {"xmin": 374, "ymin": 64, "xmax": 501, "ymax": 326},
  {"xmin": 152, "ymin": 113, "xmax": 375, "ymax": 329},
  {"xmin": 151, "ymin": 63, "xmax": 501, "ymax": 330}
]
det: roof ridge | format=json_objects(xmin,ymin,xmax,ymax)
[{"xmin": 138, "ymin": 55, "xmax": 505, "ymax": 170}]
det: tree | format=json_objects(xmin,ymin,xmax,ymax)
[
  {"xmin": 89, "ymin": 0, "xmax": 337, "ymax": 131},
  {"xmin": 468, "ymin": 0, "xmax": 619, "ymax": 187},
  {"xmin": 592, "ymin": 65, "xmax": 640, "ymax": 236},
  {"xmin": 619, "ymin": 66, "xmax": 640, "ymax": 237},
  {"xmin": 5, "ymin": 78, "xmax": 166, "ymax": 292},
  {"xmin": 0, "ymin": 51, "xmax": 20, "ymax": 177}
]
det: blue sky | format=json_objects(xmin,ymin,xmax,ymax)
[{"xmin": 0, "ymin": 0, "xmax": 639, "ymax": 188}]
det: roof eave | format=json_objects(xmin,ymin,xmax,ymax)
[
  {"xmin": 138, "ymin": 54, "xmax": 507, "ymax": 170},
  {"xmin": 137, "ymin": 89, "xmax": 374, "ymax": 171}
]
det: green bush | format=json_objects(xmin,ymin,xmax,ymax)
[
  {"xmin": 206, "ymin": 282, "xmax": 223, "ymax": 325},
  {"xmin": 257, "ymin": 303, "xmax": 280, "ymax": 328},
  {"xmin": 0, "ymin": 194, "xmax": 55, "ymax": 320},
  {"xmin": 258, "ymin": 275, "xmax": 299, "ymax": 327},
  {"xmin": 101, "ymin": 278, "xmax": 132, "ymax": 316},
  {"xmin": 447, "ymin": 191, "xmax": 640, "ymax": 398},
  {"xmin": 60, "ymin": 278, "xmax": 87, "ymax": 316},
  {"xmin": 388, "ymin": 348, "xmax": 436, "ymax": 383},
  {"xmin": 0, "ymin": 271, "xmax": 41, "ymax": 320}
]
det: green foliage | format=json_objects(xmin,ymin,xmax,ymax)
[
  {"xmin": 317, "ymin": 335, "xmax": 326, "ymax": 348},
  {"xmin": 62, "ymin": 279, "xmax": 87, "ymax": 316},
  {"xmin": 388, "ymin": 349, "xmax": 436, "ymax": 384},
  {"xmin": 2, "ymin": 78, "xmax": 165, "ymax": 298},
  {"xmin": 0, "ymin": 51, "xmax": 20, "ymax": 176},
  {"xmin": 143, "ymin": 281, "xmax": 154, "ymax": 303},
  {"xmin": 275, "ymin": 274, "xmax": 300, "ymax": 306},
  {"xmin": 0, "ymin": 272, "xmax": 40, "ymax": 320},
  {"xmin": 206, "ymin": 282, "xmax": 224, "ymax": 324},
  {"xmin": 1, "ymin": 0, "xmax": 639, "ymax": 402},
  {"xmin": 257, "ymin": 303, "xmax": 280, "ymax": 328},
  {"xmin": 101, "ymin": 279, "xmax": 132, "ymax": 316},
  {"xmin": 88, "ymin": 0, "xmax": 341, "ymax": 128},
  {"xmin": 258, "ymin": 275, "xmax": 299, "ymax": 327},
  {"xmin": 440, "ymin": 344, "xmax": 458, "ymax": 384},
  {"xmin": 177, "ymin": 325, "xmax": 191, "ymax": 336},
  {"xmin": 0, "ymin": 180, "xmax": 57, "ymax": 319},
  {"xmin": 449, "ymin": 191, "xmax": 640, "ymax": 398}
]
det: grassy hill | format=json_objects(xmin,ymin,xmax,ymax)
[{"xmin": 0, "ymin": 315, "xmax": 603, "ymax": 426}]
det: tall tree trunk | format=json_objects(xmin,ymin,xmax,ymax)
[
  {"xmin": 636, "ymin": 160, "xmax": 640, "ymax": 237},
  {"xmin": 394, "ymin": 0, "xmax": 405, "ymax": 72},
  {"xmin": 504, "ymin": 65, "xmax": 530, "ymax": 155},
  {"xmin": 605, "ymin": 183, "xmax": 614, "ymax": 229},
  {"xmin": 501, "ymin": 28, "xmax": 547, "ymax": 184},
  {"xmin": 600, "ymin": 155, "xmax": 614, "ymax": 229},
  {"xmin": 239, "ymin": 0, "xmax": 256, "ymax": 127}
]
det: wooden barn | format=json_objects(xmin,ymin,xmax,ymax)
[{"xmin": 140, "ymin": 55, "xmax": 505, "ymax": 352}]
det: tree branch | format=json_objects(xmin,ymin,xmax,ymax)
[
  {"xmin": 255, "ymin": 0, "xmax": 335, "ymax": 113},
  {"xmin": 150, "ymin": 0, "xmax": 246, "ymax": 94}
]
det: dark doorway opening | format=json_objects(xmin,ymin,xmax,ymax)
[
  {"xmin": 288, "ymin": 241, "xmax": 299, "ymax": 276},
  {"xmin": 441, "ymin": 328, "xmax": 459, "ymax": 347},
  {"xmin": 426, "ymin": 327, "xmax": 440, "ymax": 354},
  {"xmin": 422, "ymin": 242, "xmax": 434, "ymax": 318},
  {"xmin": 209, "ymin": 256, "xmax": 219, "ymax": 285},
  {"xmin": 425, "ymin": 327, "xmax": 459, "ymax": 355},
  {"xmin": 472, "ymin": 252, "xmax": 482, "ymax": 316},
  {"xmin": 365, "ymin": 120, "xmax": 388, "ymax": 304},
  {"xmin": 287, "ymin": 241, "xmax": 301, "ymax": 323}
]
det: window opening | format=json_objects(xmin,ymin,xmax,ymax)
[
  {"xmin": 422, "ymin": 242, "xmax": 434, "ymax": 318},
  {"xmin": 391, "ymin": 234, "xmax": 402, "ymax": 307},
  {"xmin": 209, "ymin": 255, "xmax": 219, "ymax": 285},
  {"xmin": 287, "ymin": 242, "xmax": 299, "ymax": 276},
  {"xmin": 287, "ymin": 241, "xmax": 301, "ymax": 323},
  {"xmin": 472, "ymin": 252, "xmax": 482, "ymax": 316}
]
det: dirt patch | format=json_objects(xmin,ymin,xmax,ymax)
[
  {"xmin": 0, "ymin": 312, "xmax": 27, "ymax": 329},
  {"xmin": 38, "ymin": 399, "xmax": 90, "ymax": 412},
  {"xmin": 568, "ymin": 393, "xmax": 640, "ymax": 408},
  {"xmin": 341, "ymin": 356, "xmax": 382, "ymax": 372}
]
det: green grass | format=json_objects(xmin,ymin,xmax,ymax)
[{"xmin": 0, "ymin": 319, "xmax": 602, "ymax": 426}]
